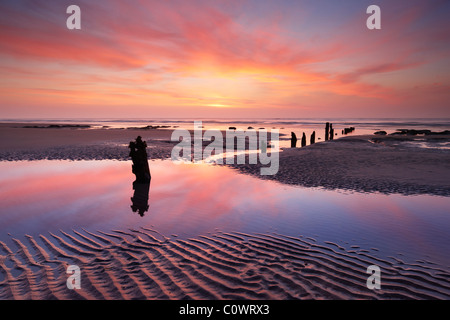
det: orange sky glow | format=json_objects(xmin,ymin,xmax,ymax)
[{"xmin": 0, "ymin": 0, "xmax": 449, "ymax": 119}]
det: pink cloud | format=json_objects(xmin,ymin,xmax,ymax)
[{"xmin": 0, "ymin": 0, "xmax": 449, "ymax": 118}]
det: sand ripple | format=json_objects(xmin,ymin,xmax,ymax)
[{"xmin": 1, "ymin": 229, "xmax": 449, "ymax": 300}]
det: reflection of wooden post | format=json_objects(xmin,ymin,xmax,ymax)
[
  {"xmin": 129, "ymin": 136, "xmax": 151, "ymax": 183},
  {"xmin": 131, "ymin": 181, "xmax": 150, "ymax": 217},
  {"xmin": 301, "ymin": 132, "xmax": 306, "ymax": 147},
  {"xmin": 310, "ymin": 131, "xmax": 316, "ymax": 145},
  {"xmin": 291, "ymin": 132, "xmax": 297, "ymax": 148},
  {"xmin": 325, "ymin": 122, "xmax": 329, "ymax": 141}
]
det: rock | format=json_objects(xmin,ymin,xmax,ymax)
[
  {"xmin": 426, "ymin": 130, "xmax": 450, "ymax": 135},
  {"xmin": 391, "ymin": 129, "xmax": 432, "ymax": 136},
  {"xmin": 23, "ymin": 124, "xmax": 91, "ymax": 129},
  {"xmin": 374, "ymin": 131, "xmax": 387, "ymax": 135},
  {"xmin": 343, "ymin": 127, "xmax": 355, "ymax": 134}
]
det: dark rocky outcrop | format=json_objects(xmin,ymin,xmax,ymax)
[
  {"xmin": 343, "ymin": 127, "xmax": 355, "ymax": 134},
  {"xmin": 23, "ymin": 124, "xmax": 91, "ymax": 129},
  {"xmin": 389, "ymin": 129, "xmax": 450, "ymax": 136}
]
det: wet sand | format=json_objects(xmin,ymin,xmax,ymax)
[
  {"xmin": 1, "ymin": 228, "xmax": 449, "ymax": 300},
  {"xmin": 0, "ymin": 123, "xmax": 175, "ymax": 160},
  {"xmin": 1, "ymin": 124, "xmax": 450, "ymax": 300},
  {"xmin": 1, "ymin": 123, "xmax": 448, "ymax": 196},
  {"xmin": 232, "ymin": 135, "xmax": 450, "ymax": 196}
]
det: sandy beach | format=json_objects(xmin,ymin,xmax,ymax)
[
  {"xmin": 1, "ymin": 123, "xmax": 449, "ymax": 196},
  {"xmin": 0, "ymin": 123, "xmax": 176, "ymax": 160},
  {"xmin": 232, "ymin": 134, "xmax": 450, "ymax": 196},
  {"xmin": 2, "ymin": 0, "xmax": 450, "ymax": 306},
  {"xmin": 1, "ymin": 228, "xmax": 449, "ymax": 300},
  {"xmin": 1, "ymin": 122, "xmax": 450, "ymax": 300}
]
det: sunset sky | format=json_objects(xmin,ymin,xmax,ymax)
[{"xmin": 0, "ymin": 0, "xmax": 449, "ymax": 119}]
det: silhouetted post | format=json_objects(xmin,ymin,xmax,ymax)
[
  {"xmin": 291, "ymin": 132, "xmax": 297, "ymax": 148},
  {"xmin": 129, "ymin": 136, "xmax": 151, "ymax": 183},
  {"xmin": 301, "ymin": 132, "xmax": 306, "ymax": 147},
  {"xmin": 329, "ymin": 123, "xmax": 334, "ymax": 140},
  {"xmin": 310, "ymin": 131, "xmax": 316, "ymax": 145},
  {"xmin": 325, "ymin": 122, "xmax": 329, "ymax": 141}
]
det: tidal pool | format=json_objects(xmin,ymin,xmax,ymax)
[{"xmin": 0, "ymin": 160, "xmax": 449, "ymax": 268}]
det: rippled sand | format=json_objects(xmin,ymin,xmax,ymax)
[{"xmin": 1, "ymin": 228, "xmax": 449, "ymax": 300}]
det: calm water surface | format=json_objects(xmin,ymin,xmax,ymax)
[{"xmin": 0, "ymin": 160, "xmax": 449, "ymax": 267}]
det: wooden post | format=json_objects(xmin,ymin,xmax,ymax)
[
  {"xmin": 129, "ymin": 136, "xmax": 151, "ymax": 183},
  {"xmin": 310, "ymin": 131, "xmax": 316, "ymax": 145},
  {"xmin": 291, "ymin": 132, "xmax": 297, "ymax": 148}
]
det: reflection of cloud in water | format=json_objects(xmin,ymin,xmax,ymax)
[{"xmin": 0, "ymin": 160, "xmax": 449, "ymax": 267}]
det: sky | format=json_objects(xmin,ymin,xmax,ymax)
[{"xmin": 0, "ymin": 0, "xmax": 449, "ymax": 119}]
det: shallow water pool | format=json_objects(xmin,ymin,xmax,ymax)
[{"xmin": 0, "ymin": 159, "xmax": 449, "ymax": 268}]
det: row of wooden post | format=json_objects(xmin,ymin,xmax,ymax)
[
  {"xmin": 291, "ymin": 122, "xmax": 336, "ymax": 148},
  {"xmin": 291, "ymin": 130, "xmax": 317, "ymax": 148},
  {"xmin": 325, "ymin": 122, "xmax": 334, "ymax": 141}
]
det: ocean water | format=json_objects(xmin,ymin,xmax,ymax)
[{"xmin": 5, "ymin": 117, "xmax": 449, "ymax": 129}]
